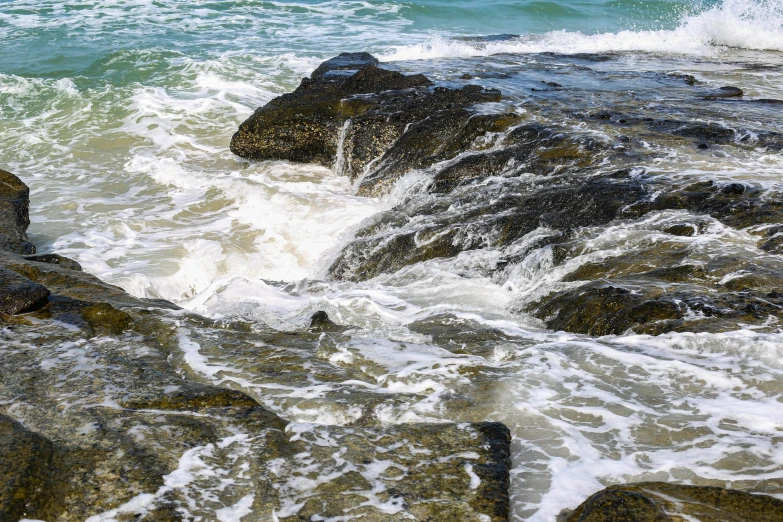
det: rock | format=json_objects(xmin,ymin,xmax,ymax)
[
  {"xmin": 230, "ymin": 53, "xmax": 433, "ymax": 167},
  {"xmin": 0, "ymin": 169, "xmax": 35, "ymax": 255},
  {"xmin": 0, "ymin": 267, "xmax": 50, "ymax": 315},
  {"xmin": 309, "ymin": 310, "xmax": 345, "ymax": 333},
  {"xmin": 664, "ymin": 223, "xmax": 696, "ymax": 236},
  {"xmin": 231, "ymin": 53, "xmax": 510, "ymax": 195},
  {"xmin": 276, "ymin": 421, "xmax": 511, "ymax": 521},
  {"xmin": 0, "ymin": 250, "xmax": 178, "ymax": 312},
  {"xmin": 80, "ymin": 302, "xmax": 132, "ymax": 335},
  {"xmin": 530, "ymin": 283, "xmax": 685, "ymax": 336},
  {"xmin": 329, "ymin": 175, "xmax": 644, "ymax": 281},
  {"xmin": 701, "ymin": 85, "xmax": 744, "ymax": 99},
  {"xmin": 0, "ymin": 169, "xmax": 514, "ymax": 521},
  {"xmin": 119, "ymin": 383, "xmax": 263, "ymax": 412},
  {"xmin": 0, "ymin": 414, "xmax": 64, "ymax": 521},
  {"xmin": 628, "ymin": 180, "xmax": 783, "ymax": 230},
  {"xmin": 310, "ymin": 51, "xmax": 379, "ymax": 79},
  {"xmin": 356, "ymin": 107, "xmax": 516, "ymax": 197},
  {"xmin": 23, "ymin": 253, "xmax": 82, "ymax": 271},
  {"xmin": 566, "ymin": 482, "xmax": 783, "ymax": 522}
]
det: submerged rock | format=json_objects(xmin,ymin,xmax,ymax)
[
  {"xmin": 276, "ymin": 421, "xmax": 511, "ymax": 521},
  {"xmin": 0, "ymin": 165, "xmax": 513, "ymax": 520},
  {"xmin": 565, "ymin": 482, "xmax": 783, "ymax": 522}
]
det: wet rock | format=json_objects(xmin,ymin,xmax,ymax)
[
  {"xmin": 0, "ymin": 267, "xmax": 50, "ymax": 315},
  {"xmin": 566, "ymin": 482, "xmax": 783, "ymax": 522},
  {"xmin": 0, "ymin": 249, "xmax": 178, "ymax": 312},
  {"xmin": 0, "ymin": 170, "xmax": 515, "ymax": 520},
  {"xmin": 567, "ymin": 488, "xmax": 669, "ymax": 522},
  {"xmin": 231, "ymin": 53, "xmax": 510, "ymax": 195},
  {"xmin": 0, "ymin": 414, "xmax": 64, "ymax": 521},
  {"xmin": 309, "ymin": 310, "xmax": 345, "ymax": 333},
  {"xmin": 119, "ymin": 383, "xmax": 263, "ymax": 413},
  {"xmin": 628, "ymin": 181, "xmax": 783, "ymax": 230},
  {"xmin": 667, "ymin": 72, "xmax": 697, "ymax": 85},
  {"xmin": 80, "ymin": 302, "xmax": 132, "ymax": 335},
  {"xmin": 230, "ymin": 53, "xmax": 433, "ymax": 167},
  {"xmin": 23, "ymin": 253, "xmax": 82, "ymax": 271},
  {"xmin": 277, "ymin": 421, "xmax": 511, "ymax": 522},
  {"xmin": 0, "ymin": 169, "xmax": 35, "ymax": 255},
  {"xmin": 310, "ymin": 51, "xmax": 379, "ymax": 78},
  {"xmin": 330, "ymin": 175, "xmax": 643, "ymax": 281},
  {"xmin": 531, "ymin": 283, "xmax": 685, "ymax": 336},
  {"xmin": 357, "ymin": 108, "xmax": 518, "ymax": 196},
  {"xmin": 721, "ymin": 268, "xmax": 783, "ymax": 292},
  {"xmin": 701, "ymin": 85, "xmax": 743, "ymax": 100},
  {"xmin": 751, "ymin": 98, "xmax": 783, "ymax": 105},
  {"xmin": 664, "ymin": 223, "xmax": 696, "ymax": 236}
]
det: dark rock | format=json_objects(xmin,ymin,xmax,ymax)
[
  {"xmin": 344, "ymin": 65, "xmax": 432, "ymax": 93},
  {"xmin": 331, "ymin": 175, "xmax": 644, "ymax": 281},
  {"xmin": 628, "ymin": 181, "xmax": 783, "ymax": 230},
  {"xmin": 358, "ymin": 110, "xmax": 518, "ymax": 196},
  {"xmin": 231, "ymin": 53, "xmax": 511, "ymax": 196},
  {"xmin": 346, "ymin": 85, "xmax": 503, "ymax": 191},
  {"xmin": 310, "ymin": 52, "xmax": 379, "ymax": 79},
  {"xmin": 22, "ymin": 254, "xmax": 82, "ymax": 271},
  {"xmin": 0, "ymin": 250, "xmax": 178, "ymax": 312},
  {"xmin": 0, "ymin": 169, "xmax": 35, "ymax": 255},
  {"xmin": 671, "ymin": 122, "xmax": 735, "ymax": 142},
  {"xmin": 701, "ymin": 85, "xmax": 743, "ymax": 99},
  {"xmin": 530, "ymin": 283, "xmax": 684, "ymax": 336},
  {"xmin": 0, "ymin": 414, "xmax": 64, "ymax": 521},
  {"xmin": 566, "ymin": 482, "xmax": 783, "ymax": 522},
  {"xmin": 722, "ymin": 182, "xmax": 746, "ymax": 195},
  {"xmin": 0, "ymin": 267, "xmax": 50, "ymax": 315},
  {"xmin": 664, "ymin": 224, "xmax": 696, "ymax": 236},
  {"xmin": 568, "ymin": 488, "xmax": 669, "ymax": 521},
  {"xmin": 230, "ymin": 53, "xmax": 434, "ymax": 167},
  {"xmin": 309, "ymin": 310, "xmax": 345, "ymax": 333}
]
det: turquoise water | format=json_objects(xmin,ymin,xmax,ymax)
[
  {"xmin": 0, "ymin": 0, "xmax": 724, "ymax": 77},
  {"xmin": 3, "ymin": 1, "xmax": 783, "ymax": 521}
]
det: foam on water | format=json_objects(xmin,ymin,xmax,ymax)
[
  {"xmin": 382, "ymin": 0, "xmax": 783, "ymax": 60},
  {"xmin": 4, "ymin": 0, "xmax": 783, "ymax": 519}
]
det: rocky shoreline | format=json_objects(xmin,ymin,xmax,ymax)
[
  {"xmin": 2, "ymin": 51, "xmax": 783, "ymax": 520},
  {"xmin": 1, "ymin": 167, "xmax": 511, "ymax": 520},
  {"xmin": 233, "ymin": 52, "xmax": 783, "ymax": 338}
]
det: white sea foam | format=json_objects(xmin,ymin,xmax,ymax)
[
  {"xmin": 381, "ymin": 0, "xmax": 783, "ymax": 61},
  {"xmin": 5, "ymin": 1, "xmax": 783, "ymax": 520}
]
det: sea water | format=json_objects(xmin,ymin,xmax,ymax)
[{"xmin": 2, "ymin": 1, "xmax": 783, "ymax": 520}]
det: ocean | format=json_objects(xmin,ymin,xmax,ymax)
[{"xmin": 2, "ymin": 0, "xmax": 783, "ymax": 520}]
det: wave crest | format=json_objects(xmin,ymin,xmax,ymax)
[{"xmin": 381, "ymin": 0, "xmax": 783, "ymax": 60}]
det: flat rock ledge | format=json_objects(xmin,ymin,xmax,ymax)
[{"xmin": 0, "ymin": 168, "xmax": 511, "ymax": 520}]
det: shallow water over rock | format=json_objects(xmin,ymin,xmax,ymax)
[{"xmin": 4, "ymin": 37, "xmax": 783, "ymax": 522}]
